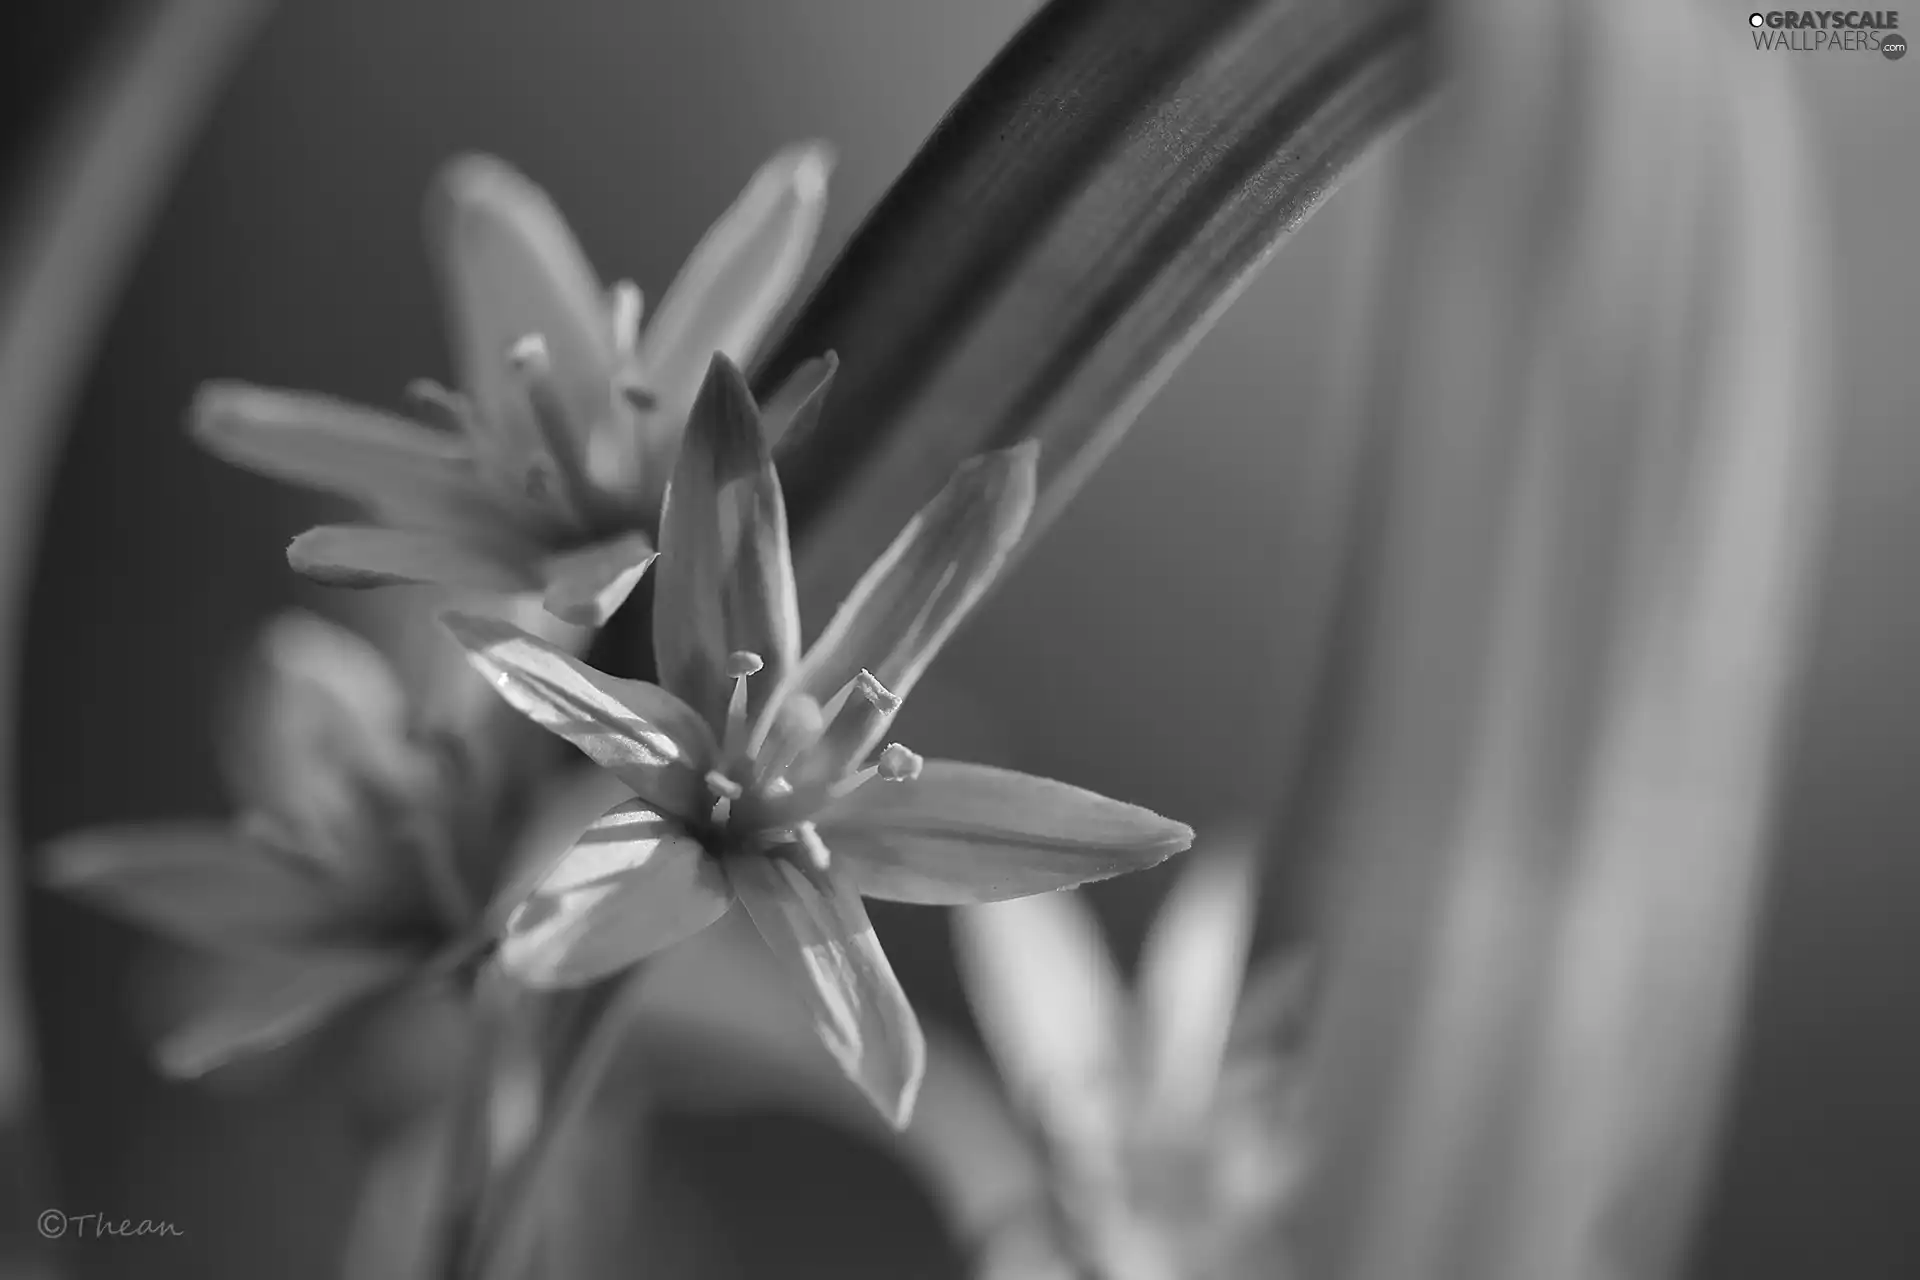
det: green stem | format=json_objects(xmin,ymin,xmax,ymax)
[
  {"xmin": 435, "ymin": 966, "xmax": 522, "ymax": 1280},
  {"xmin": 467, "ymin": 970, "xmax": 649, "ymax": 1280}
]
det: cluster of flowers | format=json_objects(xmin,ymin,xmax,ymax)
[{"xmin": 45, "ymin": 143, "xmax": 1198, "ymax": 1130}]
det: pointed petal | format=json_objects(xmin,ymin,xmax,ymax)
[
  {"xmin": 1137, "ymin": 837, "xmax": 1261, "ymax": 1133},
  {"xmin": 289, "ymin": 524, "xmax": 539, "ymax": 593},
  {"xmin": 222, "ymin": 612, "xmax": 426, "ymax": 883},
  {"xmin": 762, "ymin": 351, "xmax": 838, "ymax": 448},
  {"xmin": 953, "ymin": 892, "xmax": 1126, "ymax": 1167},
  {"xmin": 227, "ymin": 610, "xmax": 413, "ymax": 793},
  {"xmin": 819, "ymin": 760, "xmax": 1191, "ymax": 904},
  {"xmin": 157, "ymin": 948, "xmax": 409, "ymax": 1077},
  {"xmin": 785, "ymin": 444, "xmax": 1036, "ymax": 760},
  {"xmin": 427, "ymin": 154, "xmax": 616, "ymax": 464},
  {"xmin": 730, "ymin": 849, "xmax": 925, "ymax": 1128},
  {"xmin": 442, "ymin": 612, "xmax": 716, "ymax": 820},
  {"xmin": 638, "ymin": 143, "xmax": 832, "ymax": 435},
  {"xmin": 42, "ymin": 822, "xmax": 342, "ymax": 950},
  {"xmin": 539, "ymin": 531, "xmax": 656, "ymax": 627},
  {"xmin": 189, "ymin": 382, "xmax": 487, "ymax": 519},
  {"xmin": 495, "ymin": 798, "xmax": 732, "ymax": 988},
  {"xmin": 652, "ymin": 355, "xmax": 801, "ymax": 731}
]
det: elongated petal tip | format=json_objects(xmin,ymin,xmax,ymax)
[
  {"xmin": 289, "ymin": 526, "xmax": 534, "ymax": 593},
  {"xmin": 953, "ymin": 440, "xmax": 1039, "ymax": 533},
  {"xmin": 427, "ymin": 152, "xmax": 543, "ymax": 227},
  {"xmin": 699, "ymin": 350, "xmax": 761, "ymax": 423},
  {"xmin": 823, "ymin": 761, "xmax": 1192, "ymax": 904},
  {"xmin": 776, "ymin": 140, "xmax": 836, "ymax": 206},
  {"xmin": 287, "ymin": 530, "xmax": 387, "ymax": 587},
  {"xmin": 983, "ymin": 435, "xmax": 1044, "ymax": 485},
  {"xmin": 184, "ymin": 378, "xmax": 247, "ymax": 444},
  {"xmin": 731, "ymin": 855, "xmax": 927, "ymax": 1128},
  {"xmin": 540, "ymin": 533, "xmax": 657, "ymax": 628}
]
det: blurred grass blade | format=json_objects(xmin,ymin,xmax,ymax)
[
  {"xmin": 0, "ymin": 0, "xmax": 274, "ymax": 1271},
  {"xmin": 1293, "ymin": 2, "xmax": 1829, "ymax": 1279},
  {"xmin": 766, "ymin": 0, "xmax": 1432, "ymax": 610}
]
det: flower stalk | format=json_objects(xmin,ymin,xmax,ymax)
[
  {"xmin": 764, "ymin": 0, "xmax": 1433, "ymax": 613},
  {"xmin": 1288, "ymin": 1, "xmax": 1830, "ymax": 1277}
]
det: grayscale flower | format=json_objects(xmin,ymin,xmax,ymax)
[
  {"xmin": 40, "ymin": 611, "xmax": 616, "ymax": 1076},
  {"xmin": 956, "ymin": 838, "xmax": 1305, "ymax": 1280},
  {"xmin": 192, "ymin": 145, "xmax": 835, "ymax": 626},
  {"xmin": 444, "ymin": 355, "xmax": 1194, "ymax": 1127}
]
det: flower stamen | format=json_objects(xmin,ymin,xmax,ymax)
[
  {"xmin": 608, "ymin": 280, "xmax": 643, "ymax": 353},
  {"xmin": 780, "ymin": 670, "xmax": 901, "ymax": 803},
  {"xmin": 617, "ymin": 381, "xmax": 660, "ymax": 412},
  {"xmin": 510, "ymin": 333, "xmax": 599, "ymax": 529},
  {"xmin": 796, "ymin": 821, "xmax": 831, "ymax": 872},
  {"xmin": 705, "ymin": 768, "xmax": 743, "ymax": 828},
  {"xmin": 876, "ymin": 743, "xmax": 923, "ymax": 782},
  {"xmin": 724, "ymin": 650, "xmax": 763, "ymax": 757}
]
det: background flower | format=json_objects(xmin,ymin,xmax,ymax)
[{"xmin": 191, "ymin": 144, "xmax": 832, "ymax": 626}]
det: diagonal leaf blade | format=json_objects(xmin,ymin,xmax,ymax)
[{"xmin": 764, "ymin": 0, "xmax": 1432, "ymax": 610}]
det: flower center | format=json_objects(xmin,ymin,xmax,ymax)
[{"xmin": 700, "ymin": 650, "xmax": 922, "ymax": 868}]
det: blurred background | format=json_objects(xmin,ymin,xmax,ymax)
[{"xmin": 3, "ymin": 0, "xmax": 1917, "ymax": 1276}]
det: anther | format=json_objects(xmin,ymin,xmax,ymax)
[
  {"xmin": 796, "ymin": 822, "xmax": 831, "ymax": 872},
  {"xmin": 705, "ymin": 770, "xmax": 743, "ymax": 801},
  {"xmin": 854, "ymin": 669, "xmax": 902, "ymax": 716},
  {"xmin": 508, "ymin": 333, "xmax": 551, "ymax": 372},
  {"xmin": 788, "ymin": 670, "xmax": 902, "ymax": 797},
  {"xmin": 510, "ymin": 333, "xmax": 597, "ymax": 528},
  {"xmin": 726, "ymin": 650, "xmax": 764, "ymax": 680},
  {"xmin": 609, "ymin": 280, "xmax": 643, "ymax": 352},
  {"xmin": 877, "ymin": 743, "xmax": 923, "ymax": 782}
]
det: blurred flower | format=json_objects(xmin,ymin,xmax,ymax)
[
  {"xmin": 191, "ymin": 145, "xmax": 835, "ymax": 626},
  {"xmin": 40, "ymin": 611, "xmax": 616, "ymax": 1077},
  {"xmin": 444, "ymin": 355, "xmax": 1193, "ymax": 1127},
  {"xmin": 955, "ymin": 838, "xmax": 1305, "ymax": 1280}
]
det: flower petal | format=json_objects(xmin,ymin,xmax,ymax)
[
  {"xmin": 762, "ymin": 351, "xmax": 838, "ymax": 448},
  {"xmin": 427, "ymin": 154, "xmax": 617, "ymax": 467},
  {"xmin": 290, "ymin": 524, "xmax": 539, "ymax": 592},
  {"xmin": 730, "ymin": 849, "xmax": 925, "ymax": 1128},
  {"xmin": 819, "ymin": 760, "xmax": 1192, "ymax": 904},
  {"xmin": 495, "ymin": 798, "xmax": 732, "ymax": 988},
  {"xmin": 638, "ymin": 143, "xmax": 832, "ymax": 445},
  {"xmin": 652, "ymin": 355, "xmax": 801, "ymax": 731},
  {"xmin": 42, "ymin": 822, "xmax": 342, "ymax": 950},
  {"xmin": 442, "ymin": 612, "xmax": 717, "ymax": 820},
  {"xmin": 156, "ymin": 948, "xmax": 410, "ymax": 1077},
  {"xmin": 953, "ymin": 892, "xmax": 1125, "ymax": 1170},
  {"xmin": 222, "ymin": 612, "xmax": 429, "ymax": 886},
  {"xmin": 189, "ymin": 382, "xmax": 487, "ymax": 520},
  {"xmin": 1136, "ymin": 835, "xmax": 1261, "ymax": 1134},
  {"xmin": 539, "ymin": 530, "xmax": 657, "ymax": 627},
  {"xmin": 784, "ymin": 444, "xmax": 1036, "ymax": 759}
]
